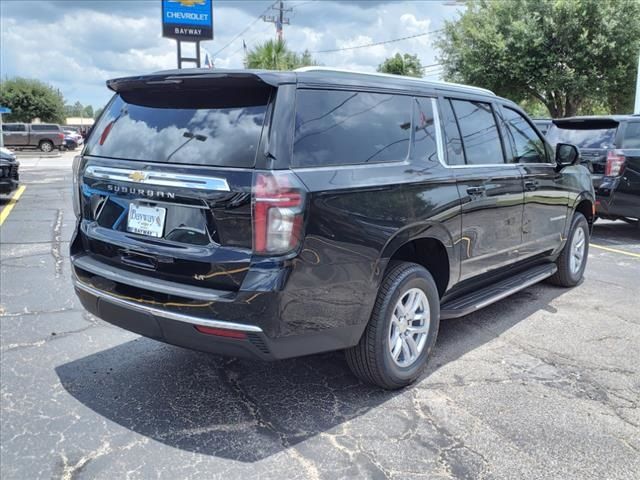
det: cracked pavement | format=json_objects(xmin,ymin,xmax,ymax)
[{"xmin": 1, "ymin": 152, "xmax": 639, "ymax": 479}]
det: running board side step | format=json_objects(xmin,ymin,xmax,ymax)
[{"xmin": 440, "ymin": 264, "xmax": 557, "ymax": 319}]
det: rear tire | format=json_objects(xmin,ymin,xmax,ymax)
[
  {"xmin": 39, "ymin": 140, "xmax": 53, "ymax": 153},
  {"xmin": 548, "ymin": 212, "xmax": 589, "ymax": 287},
  {"xmin": 345, "ymin": 262, "xmax": 440, "ymax": 390}
]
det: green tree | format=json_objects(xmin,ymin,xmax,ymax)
[
  {"xmin": 377, "ymin": 53, "xmax": 424, "ymax": 77},
  {"xmin": 0, "ymin": 78, "xmax": 65, "ymax": 123},
  {"xmin": 436, "ymin": 0, "xmax": 640, "ymax": 117},
  {"xmin": 246, "ymin": 39, "xmax": 317, "ymax": 70},
  {"xmin": 83, "ymin": 105, "xmax": 94, "ymax": 118}
]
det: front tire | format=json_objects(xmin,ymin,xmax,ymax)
[
  {"xmin": 549, "ymin": 212, "xmax": 589, "ymax": 287},
  {"xmin": 346, "ymin": 262, "xmax": 440, "ymax": 389}
]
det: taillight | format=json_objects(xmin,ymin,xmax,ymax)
[
  {"xmin": 605, "ymin": 150, "xmax": 626, "ymax": 177},
  {"xmin": 252, "ymin": 171, "xmax": 306, "ymax": 255},
  {"xmin": 58, "ymin": 133, "xmax": 65, "ymax": 140}
]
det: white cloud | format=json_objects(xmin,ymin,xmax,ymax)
[{"xmin": 0, "ymin": 1, "xmax": 462, "ymax": 108}]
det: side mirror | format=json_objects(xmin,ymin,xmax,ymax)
[{"xmin": 555, "ymin": 143, "xmax": 580, "ymax": 168}]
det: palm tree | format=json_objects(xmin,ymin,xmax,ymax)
[{"xmin": 246, "ymin": 39, "xmax": 316, "ymax": 70}]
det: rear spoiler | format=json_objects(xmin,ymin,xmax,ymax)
[
  {"xmin": 106, "ymin": 70, "xmax": 296, "ymax": 93},
  {"xmin": 552, "ymin": 118, "xmax": 620, "ymax": 130}
]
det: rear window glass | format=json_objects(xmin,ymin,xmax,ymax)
[
  {"xmin": 85, "ymin": 93, "xmax": 268, "ymax": 167},
  {"xmin": 546, "ymin": 124, "xmax": 617, "ymax": 149},
  {"xmin": 31, "ymin": 124, "xmax": 59, "ymax": 131},
  {"xmin": 292, "ymin": 90, "xmax": 411, "ymax": 167},
  {"xmin": 622, "ymin": 122, "xmax": 640, "ymax": 148}
]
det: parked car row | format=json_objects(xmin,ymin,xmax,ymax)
[
  {"xmin": 1, "ymin": 123, "xmax": 87, "ymax": 152},
  {"xmin": 538, "ymin": 115, "xmax": 639, "ymax": 225}
]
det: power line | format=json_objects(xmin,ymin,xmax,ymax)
[
  {"xmin": 212, "ymin": 1, "xmax": 276, "ymax": 57},
  {"xmin": 310, "ymin": 29, "xmax": 444, "ymax": 54}
]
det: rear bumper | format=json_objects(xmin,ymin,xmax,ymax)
[{"xmin": 71, "ymin": 264, "xmax": 369, "ymax": 361}]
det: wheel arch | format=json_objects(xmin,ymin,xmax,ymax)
[
  {"xmin": 379, "ymin": 222, "xmax": 457, "ymax": 298},
  {"xmin": 569, "ymin": 191, "xmax": 596, "ymax": 235}
]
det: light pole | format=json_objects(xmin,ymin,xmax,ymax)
[{"xmin": 635, "ymin": 51, "xmax": 640, "ymax": 114}]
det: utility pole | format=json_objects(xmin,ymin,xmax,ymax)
[{"xmin": 262, "ymin": 1, "xmax": 291, "ymax": 41}]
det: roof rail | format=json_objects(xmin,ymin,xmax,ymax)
[{"xmin": 294, "ymin": 66, "xmax": 496, "ymax": 96}]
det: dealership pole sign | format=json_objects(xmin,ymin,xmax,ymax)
[{"xmin": 162, "ymin": 0, "xmax": 213, "ymax": 42}]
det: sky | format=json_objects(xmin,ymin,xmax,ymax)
[{"xmin": 0, "ymin": 0, "xmax": 465, "ymax": 109}]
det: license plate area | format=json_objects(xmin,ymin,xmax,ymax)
[{"xmin": 127, "ymin": 203, "xmax": 166, "ymax": 238}]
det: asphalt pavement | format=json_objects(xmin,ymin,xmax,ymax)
[{"xmin": 1, "ymin": 151, "xmax": 639, "ymax": 479}]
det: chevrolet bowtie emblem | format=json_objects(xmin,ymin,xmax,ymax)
[
  {"xmin": 170, "ymin": 0, "xmax": 206, "ymax": 6},
  {"xmin": 128, "ymin": 171, "xmax": 147, "ymax": 182}
]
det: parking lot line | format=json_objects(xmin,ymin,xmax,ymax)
[
  {"xmin": 590, "ymin": 243, "xmax": 640, "ymax": 259},
  {"xmin": 0, "ymin": 185, "xmax": 26, "ymax": 227}
]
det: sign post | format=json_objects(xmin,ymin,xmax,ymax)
[{"xmin": 161, "ymin": 0, "xmax": 213, "ymax": 69}]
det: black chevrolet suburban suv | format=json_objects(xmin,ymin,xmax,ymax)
[
  {"xmin": 546, "ymin": 115, "xmax": 639, "ymax": 225},
  {"xmin": 70, "ymin": 68, "xmax": 594, "ymax": 389}
]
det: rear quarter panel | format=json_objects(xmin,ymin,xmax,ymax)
[{"xmin": 290, "ymin": 161, "xmax": 461, "ymax": 334}]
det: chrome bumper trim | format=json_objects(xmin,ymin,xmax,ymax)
[{"xmin": 73, "ymin": 277, "xmax": 263, "ymax": 333}]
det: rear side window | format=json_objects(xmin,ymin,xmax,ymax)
[
  {"xmin": 85, "ymin": 93, "xmax": 269, "ymax": 167},
  {"xmin": 502, "ymin": 107, "xmax": 547, "ymax": 163},
  {"xmin": 622, "ymin": 122, "xmax": 640, "ymax": 148},
  {"xmin": 440, "ymin": 99, "xmax": 465, "ymax": 166},
  {"xmin": 31, "ymin": 124, "xmax": 59, "ymax": 131},
  {"xmin": 450, "ymin": 99, "xmax": 504, "ymax": 165},
  {"xmin": 292, "ymin": 90, "xmax": 411, "ymax": 167}
]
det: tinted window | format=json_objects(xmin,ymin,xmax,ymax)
[
  {"xmin": 31, "ymin": 124, "xmax": 59, "ymax": 131},
  {"xmin": 502, "ymin": 108, "xmax": 547, "ymax": 163},
  {"xmin": 293, "ymin": 90, "xmax": 411, "ymax": 167},
  {"xmin": 546, "ymin": 125, "xmax": 617, "ymax": 149},
  {"xmin": 2, "ymin": 124, "xmax": 26, "ymax": 132},
  {"xmin": 412, "ymin": 98, "xmax": 438, "ymax": 162},
  {"xmin": 440, "ymin": 99, "xmax": 465, "ymax": 165},
  {"xmin": 622, "ymin": 122, "xmax": 640, "ymax": 148},
  {"xmin": 451, "ymin": 100, "xmax": 504, "ymax": 165},
  {"xmin": 85, "ymin": 94, "xmax": 268, "ymax": 167}
]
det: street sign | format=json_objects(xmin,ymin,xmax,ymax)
[
  {"xmin": 162, "ymin": 0, "xmax": 213, "ymax": 42},
  {"xmin": 0, "ymin": 107, "xmax": 11, "ymax": 114}
]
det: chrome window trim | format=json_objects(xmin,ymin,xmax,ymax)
[
  {"xmin": 290, "ymin": 160, "xmax": 411, "ymax": 172},
  {"xmin": 73, "ymin": 277, "xmax": 264, "ymax": 333},
  {"xmin": 431, "ymin": 99, "xmax": 557, "ymax": 169},
  {"xmin": 84, "ymin": 165, "xmax": 230, "ymax": 191}
]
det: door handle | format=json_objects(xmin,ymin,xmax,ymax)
[
  {"xmin": 524, "ymin": 180, "xmax": 538, "ymax": 191},
  {"xmin": 466, "ymin": 186, "xmax": 486, "ymax": 196}
]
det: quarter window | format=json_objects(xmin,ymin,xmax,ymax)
[
  {"xmin": 450, "ymin": 99, "xmax": 504, "ymax": 165},
  {"xmin": 622, "ymin": 122, "xmax": 640, "ymax": 148},
  {"xmin": 440, "ymin": 99, "xmax": 465, "ymax": 166},
  {"xmin": 502, "ymin": 108, "xmax": 547, "ymax": 163},
  {"xmin": 292, "ymin": 90, "xmax": 411, "ymax": 167},
  {"xmin": 412, "ymin": 98, "xmax": 438, "ymax": 162}
]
